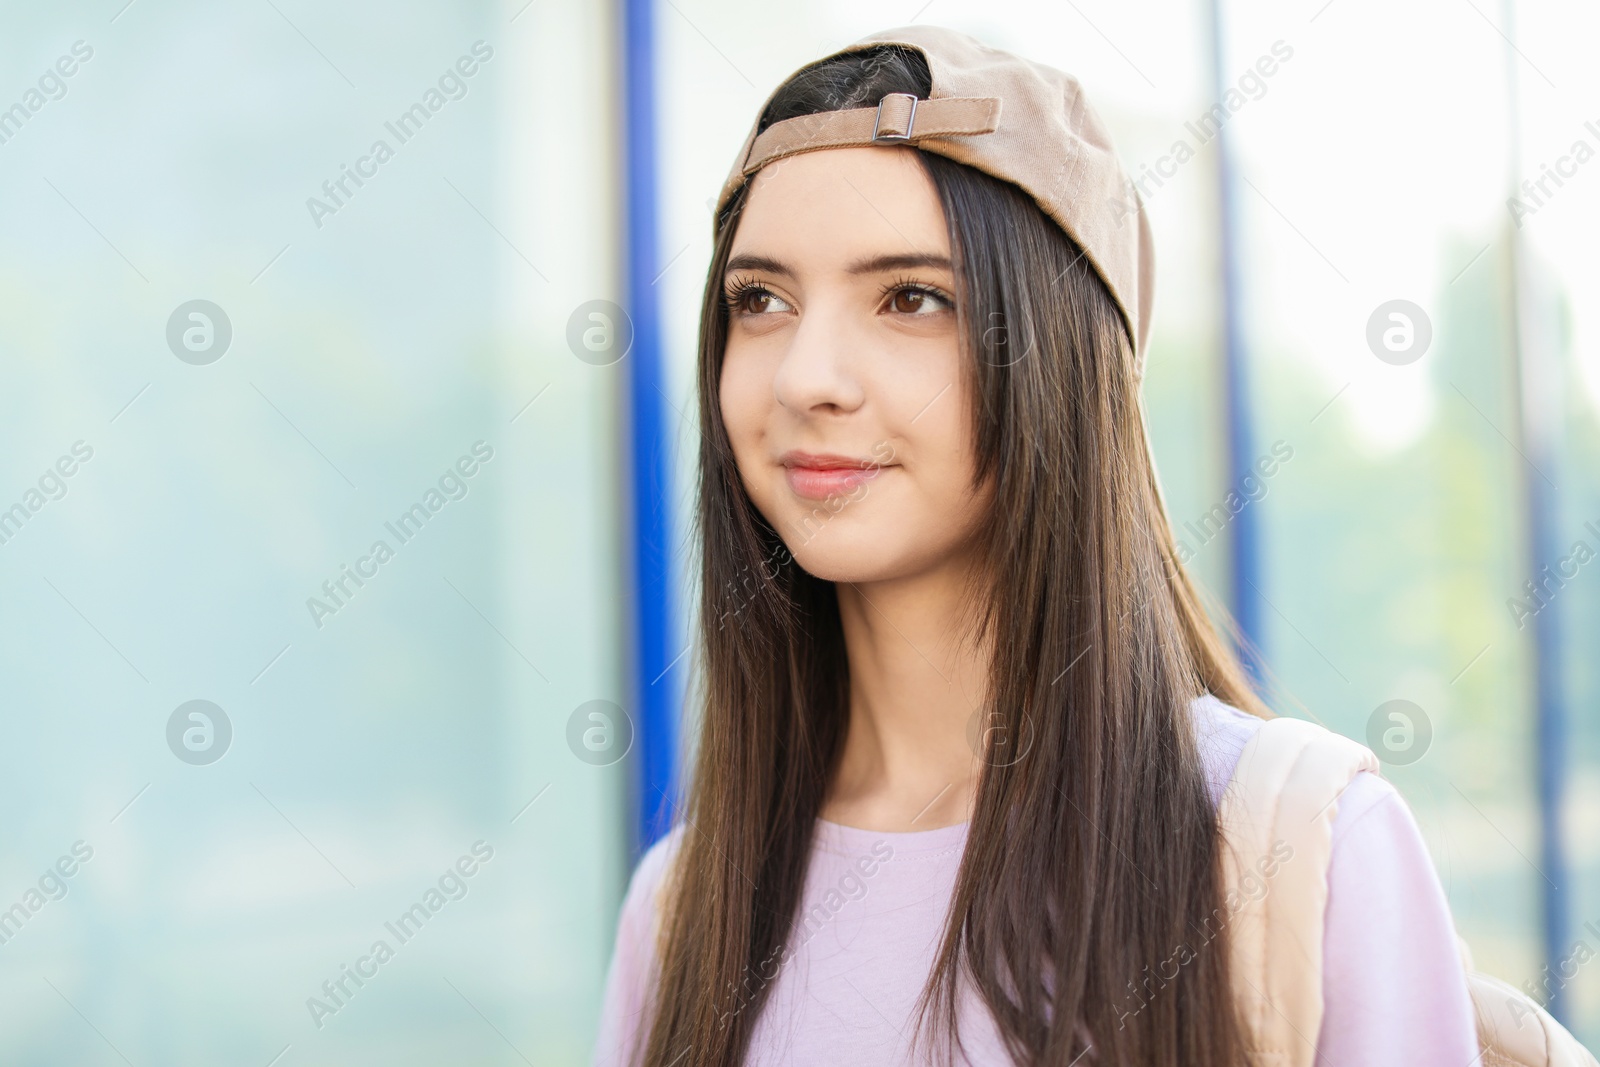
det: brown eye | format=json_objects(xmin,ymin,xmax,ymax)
[
  {"xmin": 726, "ymin": 285, "xmax": 792, "ymax": 316},
  {"xmin": 890, "ymin": 289, "xmax": 925, "ymax": 314},
  {"xmin": 884, "ymin": 285, "xmax": 949, "ymax": 316}
]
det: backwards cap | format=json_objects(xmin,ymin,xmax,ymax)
[{"xmin": 715, "ymin": 25, "xmax": 1156, "ymax": 374}]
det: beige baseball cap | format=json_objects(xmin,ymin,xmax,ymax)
[{"xmin": 715, "ymin": 25, "xmax": 1156, "ymax": 372}]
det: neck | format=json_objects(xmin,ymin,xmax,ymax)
[{"xmin": 821, "ymin": 549, "xmax": 991, "ymax": 832}]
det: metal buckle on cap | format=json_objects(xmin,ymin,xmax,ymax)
[{"xmin": 871, "ymin": 93, "xmax": 918, "ymax": 142}]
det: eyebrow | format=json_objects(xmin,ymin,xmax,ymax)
[{"xmin": 723, "ymin": 252, "xmax": 952, "ymax": 277}]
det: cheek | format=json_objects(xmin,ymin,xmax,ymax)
[
  {"xmin": 908, "ymin": 381, "xmax": 978, "ymax": 491},
  {"xmin": 719, "ymin": 354, "xmax": 770, "ymax": 478},
  {"xmin": 897, "ymin": 383, "xmax": 992, "ymax": 545}
]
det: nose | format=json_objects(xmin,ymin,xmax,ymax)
[{"xmin": 770, "ymin": 304, "xmax": 866, "ymax": 417}]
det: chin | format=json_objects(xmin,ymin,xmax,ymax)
[{"xmin": 779, "ymin": 524, "xmax": 919, "ymax": 585}]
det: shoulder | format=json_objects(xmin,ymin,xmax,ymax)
[
  {"xmin": 1187, "ymin": 695, "xmax": 1394, "ymax": 822},
  {"xmin": 1185, "ymin": 692, "xmax": 1268, "ymax": 807},
  {"xmin": 1323, "ymin": 770, "xmax": 1428, "ymax": 867},
  {"xmin": 1316, "ymin": 769, "xmax": 1477, "ymax": 1062},
  {"xmin": 593, "ymin": 826, "xmax": 687, "ymax": 1066},
  {"xmin": 1190, "ymin": 697, "xmax": 1448, "ymax": 942},
  {"xmin": 1188, "ymin": 692, "xmax": 1436, "ymax": 871},
  {"xmin": 1191, "ymin": 698, "xmax": 1475, "ymax": 1062},
  {"xmin": 618, "ymin": 824, "xmax": 687, "ymax": 946}
]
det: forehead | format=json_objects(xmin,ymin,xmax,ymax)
[{"xmin": 730, "ymin": 146, "xmax": 950, "ymax": 266}]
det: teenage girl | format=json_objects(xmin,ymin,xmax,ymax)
[{"xmin": 594, "ymin": 29, "xmax": 1477, "ymax": 1067}]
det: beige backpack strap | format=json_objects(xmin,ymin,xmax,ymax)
[
  {"xmin": 1463, "ymin": 935, "xmax": 1600, "ymax": 1067},
  {"xmin": 1217, "ymin": 716, "xmax": 1600, "ymax": 1067},
  {"xmin": 1215, "ymin": 716, "xmax": 1378, "ymax": 1067}
]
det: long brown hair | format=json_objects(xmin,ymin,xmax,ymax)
[{"xmin": 639, "ymin": 45, "xmax": 1267, "ymax": 1067}]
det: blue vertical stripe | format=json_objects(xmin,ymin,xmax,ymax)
[
  {"xmin": 1501, "ymin": 0, "xmax": 1570, "ymax": 1018},
  {"xmin": 1202, "ymin": 0, "xmax": 1264, "ymax": 676},
  {"xmin": 621, "ymin": 0, "xmax": 680, "ymax": 854},
  {"xmin": 1525, "ymin": 463, "xmax": 1571, "ymax": 1019}
]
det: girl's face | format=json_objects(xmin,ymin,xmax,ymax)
[{"xmin": 719, "ymin": 146, "xmax": 992, "ymax": 585}]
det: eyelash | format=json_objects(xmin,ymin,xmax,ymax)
[
  {"xmin": 721, "ymin": 274, "xmax": 953, "ymax": 316},
  {"xmin": 877, "ymin": 275, "xmax": 952, "ymax": 313},
  {"xmin": 721, "ymin": 273, "xmax": 767, "ymax": 315}
]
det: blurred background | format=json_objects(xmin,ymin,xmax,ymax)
[{"xmin": 0, "ymin": 0, "xmax": 1594, "ymax": 1062}]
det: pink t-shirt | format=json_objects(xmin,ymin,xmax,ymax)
[{"xmin": 593, "ymin": 696, "xmax": 1478, "ymax": 1064}]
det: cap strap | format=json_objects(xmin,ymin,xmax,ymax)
[{"xmin": 741, "ymin": 93, "xmax": 1002, "ymax": 176}]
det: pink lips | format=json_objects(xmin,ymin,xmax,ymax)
[{"xmin": 779, "ymin": 451, "xmax": 890, "ymax": 501}]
